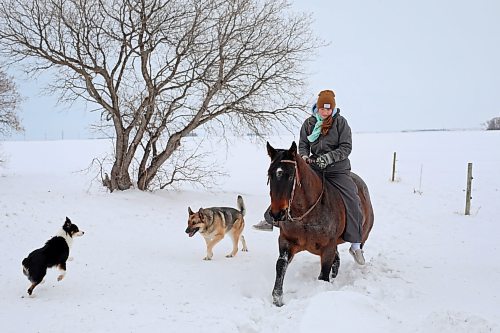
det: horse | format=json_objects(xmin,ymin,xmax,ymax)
[{"xmin": 266, "ymin": 141, "xmax": 374, "ymax": 306}]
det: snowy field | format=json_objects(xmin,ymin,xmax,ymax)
[{"xmin": 0, "ymin": 130, "xmax": 499, "ymax": 332}]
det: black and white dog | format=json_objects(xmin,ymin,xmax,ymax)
[{"xmin": 22, "ymin": 217, "xmax": 84, "ymax": 295}]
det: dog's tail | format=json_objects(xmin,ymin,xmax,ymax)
[
  {"xmin": 22, "ymin": 257, "xmax": 30, "ymax": 276},
  {"xmin": 237, "ymin": 195, "xmax": 246, "ymax": 216}
]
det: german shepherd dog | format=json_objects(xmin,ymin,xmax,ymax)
[
  {"xmin": 22, "ymin": 217, "xmax": 84, "ymax": 295},
  {"xmin": 186, "ymin": 195, "xmax": 248, "ymax": 260}
]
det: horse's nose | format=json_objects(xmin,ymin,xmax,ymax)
[{"xmin": 270, "ymin": 209, "xmax": 285, "ymax": 221}]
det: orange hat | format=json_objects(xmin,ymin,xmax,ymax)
[{"xmin": 317, "ymin": 90, "xmax": 336, "ymax": 109}]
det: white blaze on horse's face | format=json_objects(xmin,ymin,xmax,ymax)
[
  {"xmin": 268, "ymin": 162, "xmax": 297, "ymax": 221},
  {"xmin": 276, "ymin": 167, "xmax": 284, "ymax": 179}
]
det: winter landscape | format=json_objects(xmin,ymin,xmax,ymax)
[
  {"xmin": 1, "ymin": 0, "xmax": 499, "ymax": 331},
  {"xmin": 1, "ymin": 129, "xmax": 499, "ymax": 332}
]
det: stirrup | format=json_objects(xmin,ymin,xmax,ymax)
[{"xmin": 252, "ymin": 220, "xmax": 273, "ymax": 231}]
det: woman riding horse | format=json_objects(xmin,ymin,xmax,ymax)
[
  {"xmin": 266, "ymin": 141, "xmax": 374, "ymax": 306},
  {"xmin": 264, "ymin": 90, "xmax": 373, "ymax": 306},
  {"xmin": 255, "ymin": 90, "xmax": 366, "ymax": 264}
]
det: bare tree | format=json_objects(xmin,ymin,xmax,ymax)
[
  {"xmin": 0, "ymin": 0, "xmax": 320, "ymax": 191},
  {"xmin": 0, "ymin": 70, "xmax": 23, "ymax": 137}
]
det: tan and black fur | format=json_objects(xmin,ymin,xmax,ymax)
[{"xmin": 186, "ymin": 195, "xmax": 248, "ymax": 260}]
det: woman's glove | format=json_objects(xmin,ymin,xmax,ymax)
[
  {"xmin": 301, "ymin": 155, "xmax": 312, "ymax": 164},
  {"xmin": 316, "ymin": 153, "xmax": 334, "ymax": 169}
]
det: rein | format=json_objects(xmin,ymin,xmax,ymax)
[{"xmin": 279, "ymin": 158, "xmax": 324, "ymax": 222}]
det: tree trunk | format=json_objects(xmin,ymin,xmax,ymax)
[
  {"xmin": 107, "ymin": 126, "xmax": 133, "ymax": 191},
  {"xmin": 136, "ymin": 133, "xmax": 182, "ymax": 190},
  {"xmin": 109, "ymin": 162, "xmax": 132, "ymax": 191}
]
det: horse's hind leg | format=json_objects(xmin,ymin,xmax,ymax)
[
  {"xmin": 319, "ymin": 245, "xmax": 336, "ymax": 281},
  {"xmin": 331, "ymin": 250, "xmax": 340, "ymax": 279}
]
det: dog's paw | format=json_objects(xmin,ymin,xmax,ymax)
[
  {"xmin": 242, "ymin": 248, "xmax": 249, "ymax": 252},
  {"xmin": 57, "ymin": 274, "xmax": 65, "ymax": 281},
  {"xmin": 225, "ymin": 254, "xmax": 234, "ymax": 258},
  {"xmin": 203, "ymin": 256, "xmax": 212, "ymax": 261}
]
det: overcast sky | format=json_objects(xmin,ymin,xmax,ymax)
[
  {"xmin": 297, "ymin": 0, "xmax": 500, "ymax": 133},
  {"xmin": 6, "ymin": 0, "xmax": 500, "ymax": 140}
]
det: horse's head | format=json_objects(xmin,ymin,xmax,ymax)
[{"xmin": 266, "ymin": 141, "xmax": 298, "ymax": 221}]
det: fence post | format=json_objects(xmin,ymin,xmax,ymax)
[
  {"xmin": 465, "ymin": 162, "xmax": 473, "ymax": 215},
  {"xmin": 391, "ymin": 152, "xmax": 397, "ymax": 182}
]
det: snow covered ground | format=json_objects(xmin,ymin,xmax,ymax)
[{"xmin": 1, "ymin": 130, "xmax": 499, "ymax": 332}]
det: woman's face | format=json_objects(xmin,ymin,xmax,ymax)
[{"xmin": 318, "ymin": 107, "xmax": 333, "ymax": 119}]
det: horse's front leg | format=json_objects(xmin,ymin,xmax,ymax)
[
  {"xmin": 318, "ymin": 244, "xmax": 337, "ymax": 281},
  {"xmin": 272, "ymin": 239, "xmax": 293, "ymax": 307}
]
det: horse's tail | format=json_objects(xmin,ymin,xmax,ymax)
[
  {"xmin": 237, "ymin": 195, "xmax": 246, "ymax": 216},
  {"xmin": 350, "ymin": 172, "xmax": 375, "ymax": 239}
]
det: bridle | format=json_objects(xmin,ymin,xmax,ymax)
[{"xmin": 270, "ymin": 158, "xmax": 324, "ymax": 222}]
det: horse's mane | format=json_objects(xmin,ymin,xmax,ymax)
[{"xmin": 294, "ymin": 153, "xmax": 322, "ymax": 188}]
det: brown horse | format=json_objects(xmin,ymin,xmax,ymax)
[{"xmin": 266, "ymin": 141, "xmax": 374, "ymax": 306}]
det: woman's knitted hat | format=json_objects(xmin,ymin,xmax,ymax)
[{"xmin": 317, "ymin": 90, "xmax": 336, "ymax": 110}]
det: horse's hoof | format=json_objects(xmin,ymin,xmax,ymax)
[
  {"xmin": 273, "ymin": 299, "xmax": 284, "ymax": 307},
  {"xmin": 272, "ymin": 295, "xmax": 284, "ymax": 307},
  {"xmin": 317, "ymin": 275, "xmax": 330, "ymax": 282}
]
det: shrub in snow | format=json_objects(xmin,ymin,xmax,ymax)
[{"xmin": 486, "ymin": 117, "xmax": 500, "ymax": 130}]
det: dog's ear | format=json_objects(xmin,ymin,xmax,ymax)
[
  {"xmin": 188, "ymin": 207, "xmax": 194, "ymax": 215},
  {"xmin": 198, "ymin": 208, "xmax": 204, "ymax": 220},
  {"xmin": 64, "ymin": 217, "xmax": 72, "ymax": 225}
]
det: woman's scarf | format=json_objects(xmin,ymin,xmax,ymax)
[{"xmin": 307, "ymin": 107, "xmax": 338, "ymax": 142}]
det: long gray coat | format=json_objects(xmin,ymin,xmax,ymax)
[
  {"xmin": 298, "ymin": 110, "xmax": 363, "ymax": 243},
  {"xmin": 298, "ymin": 110, "xmax": 351, "ymax": 172}
]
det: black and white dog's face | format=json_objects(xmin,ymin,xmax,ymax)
[{"xmin": 62, "ymin": 217, "xmax": 84, "ymax": 237}]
